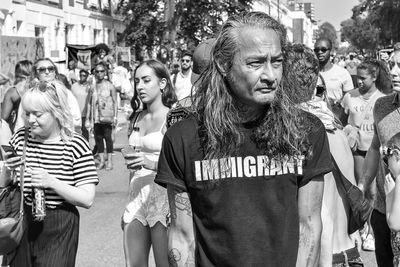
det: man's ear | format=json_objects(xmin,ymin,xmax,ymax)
[{"xmin": 215, "ymin": 61, "xmax": 228, "ymax": 77}]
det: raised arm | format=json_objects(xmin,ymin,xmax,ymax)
[
  {"xmin": 167, "ymin": 184, "xmax": 195, "ymax": 267},
  {"xmin": 296, "ymin": 175, "xmax": 324, "ymax": 267}
]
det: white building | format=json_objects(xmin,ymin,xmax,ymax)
[
  {"xmin": 0, "ymin": 0, "xmax": 125, "ymax": 71},
  {"xmin": 252, "ymin": 0, "xmax": 314, "ymax": 47}
]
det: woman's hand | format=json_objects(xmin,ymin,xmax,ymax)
[
  {"xmin": 4, "ymin": 153, "xmax": 23, "ymax": 170},
  {"xmin": 350, "ymin": 231, "xmax": 362, "ymax": 252},
  {"xmin": 125, "ymin": 153, "xmax": 155, "ymax": 171},
  {"xmin": 28, "ymin": 168, "xmax": 57, "ymax": 189}
]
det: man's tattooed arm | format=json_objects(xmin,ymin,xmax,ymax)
[
  {"xmin": 296, "ymin": 175, "xmax": 324, "ymax": 267},
  {"xmin": 167, "ymin": 185, "xmax": 195, "ymax": 267}
]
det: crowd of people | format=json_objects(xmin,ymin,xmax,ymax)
[{"xmin": 2, "ymin": 10, "xmax": 400, "ymax": 267}]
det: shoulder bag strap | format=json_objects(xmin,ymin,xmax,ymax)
[
  {"xmin": 330, "ymin": 153, "xmax": 354, "ymax": 193},
  {"xmin": 18, "ymin": 128, "xmax": 29, "ymax": 215}
]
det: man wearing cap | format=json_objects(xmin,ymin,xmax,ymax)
[
  {"xmin": 172, "ymin": 51, "xmax": 194, "ymax": 101},
  {"xmin": 157, "ymin": 12, "xmax": 331, "ymax": 267}
]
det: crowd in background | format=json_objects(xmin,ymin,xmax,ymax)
[{"xmin": 2, "ymin": 11, "xmax": 400, "ymax": 267}]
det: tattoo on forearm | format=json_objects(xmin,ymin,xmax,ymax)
[
  {"xmin": 169, "ymin": 248, "xmax": 181, "ymax": 267},
  {"xmin": 175, "ymin": 194, "xmax": 192, "ymax": 216},
  {"xmin": 299, "ymin": 216, "xmax": 317, "ymax": 266}
]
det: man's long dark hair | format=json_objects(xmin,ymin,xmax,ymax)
[{"xmin": 193, "ymin": 12, "xmax": 311, "ymax": 160}]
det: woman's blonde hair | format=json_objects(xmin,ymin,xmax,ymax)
[{"xmin": 21, "ymin": 80, "xmax": 74, "ymax": 141}]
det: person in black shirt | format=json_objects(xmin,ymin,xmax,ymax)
[{"xmin": 156, "ymin": 12, "xmax": 332, "ymax": 267}]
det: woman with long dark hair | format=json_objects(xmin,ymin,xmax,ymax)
[{"xmin": 121, "ymin": 59, "xmax": 176, "ymax": 267}]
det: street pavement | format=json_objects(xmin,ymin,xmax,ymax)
[
  {"xmin": 75, "ymin": 114, "xmax": 156, "ymax": 267},
  {"xmin": 74, "ymin": 113, "xmax": 378, "ymax": 267}
]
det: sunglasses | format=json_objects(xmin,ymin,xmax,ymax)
[
  {"xmin": 382, "ymin": 145, "xmax": 400, "ymax": 167},
  {"xmin": 181, "ymin": 59, "xmax": 191, "ymax": 63},
  {"xmin": 37, "ymin": 66, "xmax": 56, "ymax": 74},
  {"xmin": 314, "ymin": 47, "xmax": 329, "ymax": 53}
]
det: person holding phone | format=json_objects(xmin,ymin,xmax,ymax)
[
  {"xmin": 1, "ymin": 80, "xmax": 98, "ymax": 267},
  {"xmin": 121, "ymin": 59, "xmax": 176, "ymax": 267}
]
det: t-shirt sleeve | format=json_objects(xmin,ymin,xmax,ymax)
[
  {"xmin": 342, "ymin": 70, "xmax": 354, "ymax": 93},
  {"xmin": 299, "ymin": 119, "xmax": 333, "ymax": 187},
  {"xmin": 71, "ymin": 135, "xmax": 99, "ymax": 186},
  {"xmin": 155, "ymin": 133, "xmax": 187, "ymax": 191},
  {"xmin": 9, "ymin": 127, "xmax": 25, "ymax": 154},
  {"xmin": 67, "ymin": 90, "xmax": 82, "ymax": 128}
]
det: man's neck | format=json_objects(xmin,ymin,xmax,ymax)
[
  {"xmin": 237, "ymin": 103, "xmax": 266, "ymax": 124},
  {"xmin": 181, "ymin": 68, "xmax": 191, "ymax": 77},
  {"xmin": 320, "ymin": 60, "xmax": 333, "ymax": 72}
]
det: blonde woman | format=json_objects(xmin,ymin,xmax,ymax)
[{"xmin": 2, "ymin": 80, "xmax": 98, "ymax": 266}]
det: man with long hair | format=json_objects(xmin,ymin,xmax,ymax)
[{"xmin": 156, "ymin": 12, "xmax": 332, "ymax": 266}]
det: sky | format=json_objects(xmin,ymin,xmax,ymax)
[{"xmin": 308, "ymin": 0, "xmax": 360, "ymax": 30}]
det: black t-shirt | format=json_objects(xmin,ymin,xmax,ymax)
[{"xmin": 155, "ymin": 113, "xmax": 332, "ymax": 267}]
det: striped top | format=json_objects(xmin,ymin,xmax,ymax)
[{"xmin": 10, "ymin": 128, "xmax": 99, "ymax": 208}]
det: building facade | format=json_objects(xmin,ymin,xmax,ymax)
[
  {"xmin": 0, "ymin": 0, "xmax": 125, "ymax": 71},
  {"xmin": 253, "ymin": 0, "xmax": 315, "ymax": 47}
]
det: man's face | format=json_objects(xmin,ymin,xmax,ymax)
[
  {"xmin": 79, "ymin": 72, "xmax": 88, "ymax": 83},
  {"xmin": 180, "ymin": 56, "xmax": 192, "ymax": 71},
  {"xmin": 68, "ymin": 60, "xmax": 76, "ymax": 70},
  {"xmin": 390, "ymin": 51, "xmax": 400, "ymax": 92},
  {"xmin": 227, "ymin": 27, "xmax": 283, "ymax": 107},
  {"xmin": 94, "ymin": 65, "xmax": 106, "ymax": 81},
  {"xmin": 314, "ymin": 40, "xmax": 331, "ymax": 64}
]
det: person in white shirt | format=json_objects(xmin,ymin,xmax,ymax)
[
  {"xmin": 314, "ymin": 38, "xmax": 354, "ymax": 122},
  {"xmin": 71, "ymin": 69, "xmax": 91, "ymax": 140},
  {"xmin": 171, "ymin": 52, "xmax": 193, "ymax": 101}
]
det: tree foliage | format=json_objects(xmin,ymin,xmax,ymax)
[
  {"xmin": 351, "ymin": 0, "xmax": 400, "ymax": 47},
  {"xmin": 117, "ymin": 0, "xmax": 252, "ymax": 61},
  {"xmin": 317, "ymin": 22, "xmax": 339, "ymax": 50},
  {"xmin": 340, "ymin": 17, "xmax": 379, "ymax": 54}
]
